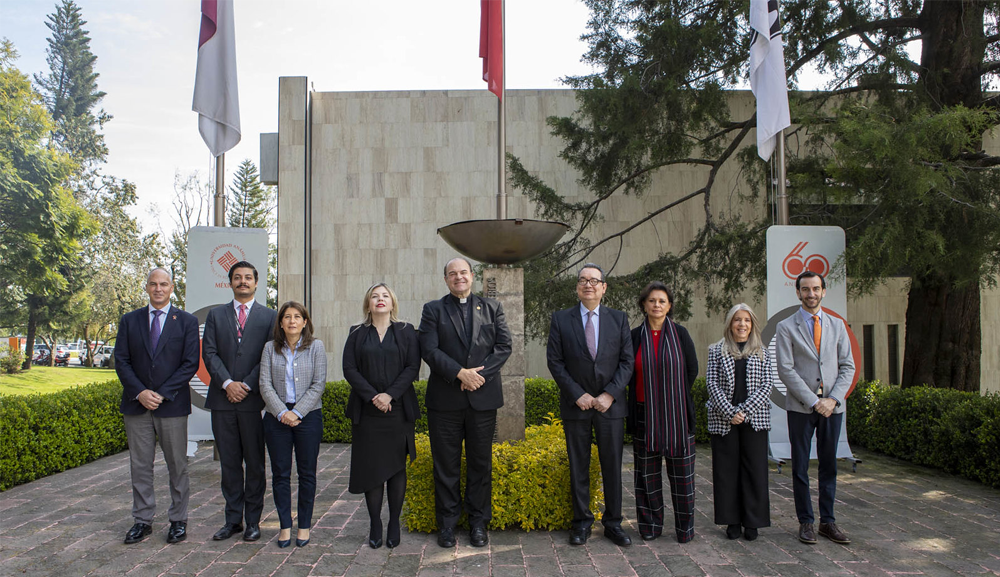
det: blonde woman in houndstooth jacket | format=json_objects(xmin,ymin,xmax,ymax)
[{"xmin": 706, "ymin": 303, "xmax": 772, "ymax": 542}]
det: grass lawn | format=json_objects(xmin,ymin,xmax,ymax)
[{"xmin": 0, "ymin": 366, "xmax": 117, "ymax": 395}]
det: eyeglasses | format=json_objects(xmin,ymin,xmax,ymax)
[{"xmin": 577, "ymin": 278, "xmax": 604, "ymax": 287}]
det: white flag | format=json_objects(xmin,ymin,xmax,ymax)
[
  {"xmin": 193, "ymin": 0, "xmax": 240, "ymax": 157},
  {"xmin": 750, "ymin": 0, "xmax": 790, "ymax": 160}
]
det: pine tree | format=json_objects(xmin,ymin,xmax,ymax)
[
  {"xmin": 34, "ymin": 0, "xmax": 109, "ymax": 167},
  {"xmin": 227, "ymin": 159, "xmax": 274, "ymax": 230}
]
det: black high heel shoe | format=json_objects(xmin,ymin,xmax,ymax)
[
  {"xmin": 386, "ymin": 519, "xmax": 400, "ymax": 549},
  {"xmin": 368, "ymin": 522, "xmax": 383, "ymax": 549},
  {"xmin": 277, "ymin": 528, "xmax": 292, "ymax": 548}
]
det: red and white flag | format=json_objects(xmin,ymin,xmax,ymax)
[
  {"xmin": 193, "ymin": 0, "xmax": 240, "ymax": 157},
  {"xmin": 749, "ymin": 0, "xmax": 790, "ymax": 160},
  {"xmin": 480, "ymin": 0, "xmax": 503, "ymax": 100}
]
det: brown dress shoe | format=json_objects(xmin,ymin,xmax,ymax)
[
  {"xmin": 818, "ymin": 522, "xmax": 851, "ymax": 544},
  {"xmin": 798, "ymin": 522, "xmax": 818, "ymax": 544}
]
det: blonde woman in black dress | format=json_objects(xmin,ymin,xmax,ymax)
[{"xmin": 343, "ymin": 283, "xmax": 420, "ymax": 549}]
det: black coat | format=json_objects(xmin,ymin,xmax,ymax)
[
  {"xmin": 546, "ymin": 304, "xmax": 635, "ymax": 420},
  {"xmin": 202, "ymin": 301, "xmax": 277, "ymax": 412},
  {"xmin": 626, "ymin": 322, "xmax": 699, "ymax": 436},
  {"xmin": 343, "ymin": 322, "xmax": 421, "ymax": 424},
  {"xmin": 418, "ymin": 294, "xmax": 512, "ymax": 412},
  {"xmin": 115, "ymin": 305, "xmax": 200, "ymax": 418}
]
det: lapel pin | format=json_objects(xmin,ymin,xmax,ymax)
[
  {"xmin": 172, "ymin": 315, "xmax": 177, "ymax": 320},
  {"xmin": 477, "ymin": 306, "xmax": 481, "ymax": 310}
]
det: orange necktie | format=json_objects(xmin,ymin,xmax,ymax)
[{"xmin": 812, "ymin": 314, "xmax": 822, "ymax": 352}]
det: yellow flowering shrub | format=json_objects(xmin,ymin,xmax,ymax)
[{"xmin": 403, "ymin": 415, "xmax": 603, "ymax": 531}]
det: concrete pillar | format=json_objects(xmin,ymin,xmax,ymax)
[{"xmin": 483, "ymin": 267, "xmax": 525, "ymax": 442}]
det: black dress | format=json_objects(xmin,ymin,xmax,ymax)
[{"xmin": 345, "ymin": 324, "xmax": 419, "ymax": 494}]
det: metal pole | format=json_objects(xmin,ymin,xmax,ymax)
[
  {"xmin": 496, "ymin": 0, "xmax": 507, "ymax": 220},
  {"xmin": 214, "ymin": 154, "xmax": 226, "ymax": 226},
  {"xmin": 775, "ymin": 130, "xmax": 789, "ymax": 225}
]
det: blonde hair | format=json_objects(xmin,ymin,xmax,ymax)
[
  {"xmin": 721, "ymin": 303, "xmax": 764, "ymax": 360},
  {"xmin": 362, "ymin": 283, "xmax": 400, "ymax": 326}
]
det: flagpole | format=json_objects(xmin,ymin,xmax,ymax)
[
  {"xmin": 496, "ymin": 0, "xmax": 507, "ymax": 221},
  {"xmin": 214, "ymin": 154, "xmax": 226, "ymax": 226},
  {"xmin": 776, "ymin": 130, "xmax": 788, "ymax": 225}
]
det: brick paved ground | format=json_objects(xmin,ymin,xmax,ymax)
[{"xmin": 1, "ymin": 442, "xmax": 998, "ymax": 576}]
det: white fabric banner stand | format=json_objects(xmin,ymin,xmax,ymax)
[
  {"xmin": 185, "ymin": 226, "xmax": 269, "ymax": 455},
  {"xmin": 764, "ymin": 226, "xmax": 861, "ymax": 469}
]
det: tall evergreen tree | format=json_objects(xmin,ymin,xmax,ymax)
[
  {"xmin": 227, "ymin": 159, "xmax": 274, "ymax": 229},
  {"xmin": 511, "ymin": 0, "xmax": 1000, "ymax": 391},
  {"xmin": 33, "ymin": 0, "xmax": 109, "ymax": 167}
]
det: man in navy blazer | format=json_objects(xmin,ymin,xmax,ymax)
[
  {"xmin": 547, "ymin": 263, "xmax": 635, "ymax": 547},
  {"xmin": 202, "ymin": 261, "xmax": 277, "ymax": 542},
  {"xmin": 775, "ymin": 271, "xmax": 855, "ymax": 546},
  {"xmin": 419, "ymin": 257, "xmax": 512, "ymax": 548},
  {"xmin": 115, "ymin": 267, "xmax": 200, "ymax": 545}
]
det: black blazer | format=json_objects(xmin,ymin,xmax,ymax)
[
  {"xmin": 626, "ymin": 322, "xmax": 699, "ymax": 436},
  {"xmin": 114, "ymin": 305, "xmax": 200, "ymax": 418},
  {"xmin": 343, "ymin": 322, "xmax": 421, "ymax": 424},
  {"xmin": 202, "ymin": 301, "xmax": 277, "ymax": 412},
  {"xmin": 546, "ymin": 304, "xmax": 635, "ymax": 420},
  {"xmin": 418, "ymin": 294, "xmax": 512, "ymax": 412}
]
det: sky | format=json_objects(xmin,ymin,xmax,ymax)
[{"xmin": 1, "ymin": 0, "xmax": 595, "ymax": 238}]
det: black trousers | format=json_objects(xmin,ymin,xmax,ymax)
[
  {"xmin": 263, "ymin": 408, "xmax": 322, "ymax": 529},
  {"xmin": 427, "ymin": 407, "xmax": 497, "ymax": 529},
  {"xmin": 563, "ymin": 412, "xmax": 624, "ymax": 530},
  {"xmin": 211, "ymin": 409, "xmax": 266, "ymax": 525},
  {"xmin": 788, "ymin": 410, "xmax": 842, "ymax": 524},
  {"xmin": 710, "ymin": 423, "xmax": 770, "ymax": 528}
]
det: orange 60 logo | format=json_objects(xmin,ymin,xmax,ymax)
[{"xmin": 782, "ymin": 241, "xmax": 830, "ymax": 279}]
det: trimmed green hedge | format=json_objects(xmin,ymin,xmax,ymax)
[
  {"xmin": 847, "ymin": 380, "xmax": 1000, "ymax": 489},
  {"xmin": 0, "ymin": 380, "xmax": 127, "ymax": 490},
  {"xmin": 403, "ymin": 419, "xmax": 602, "ymax": 532}
]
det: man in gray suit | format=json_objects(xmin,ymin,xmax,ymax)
[
  {"xmin": 202, "ymin": 261, "xmax": 277, "ymax": 542},
  {"xmin": 775, "ymin": 271, "xmax": 855, "ymax": 546}
]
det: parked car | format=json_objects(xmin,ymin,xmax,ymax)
[{"xmin": 93, "ymin": 345, "xmax": 115, "ymax": 368}]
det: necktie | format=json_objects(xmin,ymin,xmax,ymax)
[
  {"xmin": 813, "ymin": 314, "xmax": 823, "ymax": 397},
  {"xmin": 150, "ymin": 310, "xmax": 163, "ymax": 351},
  {"xmin": 237, "ymin": 304, "xmax": 247, "ymax": 338},
  {"xmin": 585, "ymin": 311, "xmax": 597, "ymax": 360}
]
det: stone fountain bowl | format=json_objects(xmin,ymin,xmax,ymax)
[{"xmin": 437, "ymin": 219, "xmax": 570, "ymax": 265}]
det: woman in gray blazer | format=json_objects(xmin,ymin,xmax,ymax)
[
  {"xmin": 260, "ymin": 301, "xmax": 327, "ymax": 548},
  {"xmin": 705, "ymin": 303, "xmax": 772, "ymax": 541}
]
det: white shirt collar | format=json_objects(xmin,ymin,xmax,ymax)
[
  {"xmin": 148, "ymin": 303, "xmax": 170, "ymax": 316},
  {"xmin": 234, "ymin": 299, "xmax": 255, "ymax": 312},
  {"xmin": 579, "ymin": 302, "xmax": 599, "ymax": 317}
]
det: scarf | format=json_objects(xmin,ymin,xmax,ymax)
[{"xmin": 640, "ymin": 317, "xmax": 689, "ymax": 456}]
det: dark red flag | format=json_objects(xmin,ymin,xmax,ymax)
[{"xmin": 479, "ymin": 0, "xmax": 503, "ymax": 100}]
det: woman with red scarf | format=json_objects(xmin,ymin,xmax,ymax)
[{"xmin": 627, "ymin": 281, "xmax": 699, "ymax": 542}]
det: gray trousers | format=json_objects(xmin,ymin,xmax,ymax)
[{"xmin": 123, "ymin": 412, "xmax": 189, "ymax": 524}]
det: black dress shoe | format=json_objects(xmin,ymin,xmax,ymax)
[
  {"xmin": 213, "ymin": 523, "xmax": 243, "ymax": 541},
  {"xmin": 296, "ymin": 537, "xmax": 310, "ymax": 547},
  {"xmin": 167, "ymin": 521, "xmax": 187, "ymax": 543},
  {"xmin": 743, "ymin": 527, "xmax": 759, "ymax": 541},
  {"xmin": 386, "ymin": 519, "xmax": 400, "ymax": 548},
  {"xmin": 726, "ymin": 524, "xmax": 742, "ymax": 540},
  {"xmin": 640, "ymin": 532, "xmax": 657, "ymax": 541},
  {"xmin": 437, "ymin": 527, "xmax": 456, "ymax": 548},
  {"xmin": 470, "ymin": 526, "xmax": 488, "ymax": 547},
  {"xmin": 368, "ymin": 537, "xmax": 383, "ymax": 549},
  {"xmin": 276, "ymin": 538, "xmax": 291, "ymax": 548},
  {"xmin": 243, "ymin": 524, "xmax": 260, "ymax": 542},
  {"xmin": 568, "ymin": 526, "xmax": 592, "ymax": 546},
  {"xmin": 124, "ymin": 522, "xmax": 152, "ymax": 544},
  {"xmin": 604, "ymin": 526, "xmax": 632, "ymax": 547}
]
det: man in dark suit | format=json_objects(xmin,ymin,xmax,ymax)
[
  {"xmin": 115, "ymin": 267, "xmax": 200, "ymax": 545},
  {"xmin": 419, "ymin": 257, "xmax": 512, "ymax": 548},
  {"xmin": 202, "ymin": 261, "xmax": 277, "ymax": 542},
  {"xmin": 547, "ymin": 263, "xmax": 635, "ymax": 547},
  {"xmin": 776, "ymin": 271, "xmax": 855, "ymax": 546}
]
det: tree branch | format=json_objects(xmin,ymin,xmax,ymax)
[{"xmin": 787, "ymin": 17, "xmax": 921, "ymax": 78}]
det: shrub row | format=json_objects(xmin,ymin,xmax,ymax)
[
  {"xmin": 0, "ymin": 380, "xmax": 127, "ymax": 490},
  {"xmin": 402, "ymin": 419, "xmax": 602, "ymax": 532},
  {"xmin": 846, "ymin": 380, "xmax": 1000, "ymax": 489}
]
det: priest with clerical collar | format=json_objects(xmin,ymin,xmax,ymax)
[{"xmin": 418, "ymin": 257, "xmax": 512, "ymax": 549}]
